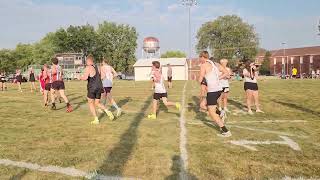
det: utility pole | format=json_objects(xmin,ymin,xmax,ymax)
[{"xmin": 182, "ymin": 0, "xmax": 197, "ymax": 80}]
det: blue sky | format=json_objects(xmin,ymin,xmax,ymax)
[{"xmin": 0, "ymin": 0, "xmax": 319, "ymax": 57}]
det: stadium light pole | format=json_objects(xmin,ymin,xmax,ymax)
[
  {"xmin": 282, "ymin": 42, "xmax": 287, "ymax": 77},
  {"xmin": 182, "ymin": 0, "xmax": 197, "ymax": 80}
]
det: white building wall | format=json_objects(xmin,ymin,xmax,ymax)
[{"xmin": 134, "ymin": 65, "xmax": 187, "ymax": 81}]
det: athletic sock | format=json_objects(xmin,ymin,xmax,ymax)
[
  {"xmin": 112, "ymin": 103, "xmax": 120, "ymax": 110},
  {"xmin": 221, "ymin": 126, "xmax": 228, "ymax": 133}
]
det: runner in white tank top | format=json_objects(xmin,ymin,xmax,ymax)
[
  {"xmin": 198, "ymin": 51, "xmax": 231, "ymax": 137},
  {"xmin": 101, "ymin": 59, "xmax": 122, "ymax": 117},
  {"xmin": 147, "ymin": 61, "xmax": 181, "ymax": 120},
  {"xmin": 219, "ymin": 59, "xmax": 232, "ymax": 112}
]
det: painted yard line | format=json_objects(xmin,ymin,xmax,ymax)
[
  {"xmin": 187, "ymin": 119, "xmax": 308, "ymax": 124},
  {"xmin": 0, "ymin": 159, "xmax": 138, "ymax": 180},
  {"xmin": 179, "ymin": 82, "xmax": 188, "ymax": 180},
  {"xmin": 187, "ymin": 122, "xmax": 308, "ymax": 138}
]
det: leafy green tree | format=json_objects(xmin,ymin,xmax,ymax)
[
  {"xmin": 196, "ymin": 15, "xmax": 259, "ymax": 65},
  {"xmin": 14, "ymin": 43, "xmax": 34, "ymax": 68},
  {"xmin": 53, "ymin": 24, "xmax": 97, "ymax": 57},
  {"xmin": 161, "ymin": 51, "xmax": 186, "ymax": 58},
  {"xmin": 0, "ymin": 49, "xmax": 16, "ymax": 73},
  {"xmin": 96, "ymin": 21, "xmax": 138, "ymax": 72},
  {"xmin": 259, "ymin": 51, "xmax": 271, "ymax": 75},
  {"xmin": 33, "ymin": 32, "xmax": 57, "ymax": 65}
]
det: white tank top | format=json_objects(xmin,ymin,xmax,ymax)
[
  {"xmin": 205, "ymin": 60, "xmax": 222, "ymax": 92},
  {"xmin": 102, "ymin": 65, "xmax": 113, "ymax": 87},
  {"xmin": 219, "ymin": 67, "xmax": 230, "ymax": 88},
  {"xmin": 243, "ymin": 68, "xmax": 257, "ymax": 83},
  {"xmin": 154, "ymin": 76, "xmax": 166, "ymax": 94}
]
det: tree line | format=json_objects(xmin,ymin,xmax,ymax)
[{"xmin": 0, "ymin": 21, "xmax": 138, "ymax": 73}]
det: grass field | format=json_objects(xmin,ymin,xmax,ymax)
[{"xmin": 0, "ymin": 79, "xmax": 319, "ymax": 179}]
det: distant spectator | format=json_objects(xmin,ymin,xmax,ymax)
[
  {"xmin": 167, "ymin": 64, "xmax": 173, "ymax": 88},
  {"xmin": 292, "ymin": 67, "xmax": 298, "ymax": 79}
]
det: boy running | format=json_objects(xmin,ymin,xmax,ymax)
[
  {"xmin": 79, "ymin": 55, "xmax": 114, "ymax": 124},
  {"xmin": 148, "ymin": 61, "xmax": 181, "ymax": 119},
  {"xmin": 198, "ymin": 51, "xmax": 231, "ymax": 137},
  {"xmin": 101, "ymin": 59, "xmax": 122, "ymax": 117},
  {"xmin": 50, "ymin": 57, "xmax": 73, "ymax": 112}
]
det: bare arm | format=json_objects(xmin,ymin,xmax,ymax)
[
  {"xmin": 111, "ymin": 68, "xmax": 118, "ymax": 77},
  {"xmin": 218, "ymin": 64, "xmax": 228, "ymax": 80},
  {"xmin": 79, "ymin": 66, "xmax": 90, "ymax": 81},
  {"xmin": 198, "ymin": 63, "xmax": 206, "ymax": 83}
]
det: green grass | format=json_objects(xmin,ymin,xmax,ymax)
[{"xmin": 0, "ymin": 79, "xmax": 320, "ymax": 179}]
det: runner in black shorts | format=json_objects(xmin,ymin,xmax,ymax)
[
  {"xmin": 79, "ymin": 55, "xmax": 114, "ymax": 124},
  {"xmin": 29, "ymin": 68, "xmax": 37, "ymax": 92},
  {"xmin": 0, "ymin": 71, "xmax": 7, "ymax": 91},
  {"xmin": 15, "ymin": 69, "xmax": 23, "ymax": 92},
  {"xmin": 50, "ymin": 57, "xmax": 72, "ymax": 112}
]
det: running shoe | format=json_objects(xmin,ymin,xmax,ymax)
[
  {"xmin": 116, "ymin": 108, "xmax": 122, "ymax": 117},
  {"xmin": 51, "ymin": 103, "xmax": 56, "ymax": 110},
  {"xmin": 90, "ymin": 117, "xmax": 100, "ymax": 125},
  {"xmin": 256, "ymin": 109, "xmax": 264, "ymax": 113},
  {"xmin": 217, "ymin": 131, "xmax": 232, "ymax": 137},
  {"xmin": 104, "ymin": 110, "xmax": 114, "ymax": 120},
  {"xmin": 248, "ymin": 110, "xmax": 254, "ymax": 115},
  {"xmin": 175, "ymin": 102, "xmax": 181, "ymax": 111},
  {"xmin": 147, "ymin": 114, "xmax": 157, "ymax": 120},
  {"xmin": 66, "ymin": 104, "xmax": 73, "ymax": 113},
  {"xmin": 220, "ymin": 110, "xmax": 227, "ymax": 122}
]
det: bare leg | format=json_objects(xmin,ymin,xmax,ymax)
[
  {"xmin": 246, "ymin": 90, "xmax": 253, "ymax": 112},
  {"xmin": 17, "ymin": 83, "xmax": 22, "ymax": 92},
  {"xmin": 161, "ymin": 97, "xmax": 175, "ymax": 107},
  {"xmin": 43, "ymin": 90, "xmax": 49, "ymax": 106},
  {"xmin": 252, "ymin": 90, "xmax": 262, "ymax": 111},
  {"xmin": 32, "ymin": 82, "xmax": 36, "ymax": 91},
  {"xmin": 50, "ymin": 89, "xmax": 55, "ymax": 104},
  {"xmin": 200, "ymin": 98, "xmax": 207, "ymax": 111},
  {"xmin": 207, "ymin": 105, "xmax": 224, "ymax": 127},
  {"xmin": 88, "ymin": 98, "xmax": 97, "ymax": 117},
  {"xmin": 94, "ymin": 99, "xmax": 107, "ymax": 110},
  {"xmin": 152, "ymin": 99, "xmax": 158, "ymax": 114},
  {"xmin": 58, "ymin": 90, "xmax": 69, "ymax": 103},
  {"xmin": 223, "ymin": 92, "xmax": 229, "ymax": 110}
]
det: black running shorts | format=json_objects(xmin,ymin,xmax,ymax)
[
  {"xmin": 222, "ymin": 87, "xmax": 230, "ymax": 93},
  {"xmin": 244, "ymin": 82, "xmax": 258, "ymax": 91},
  {"xmin": 206, "ymin": 91, "xmax": 222, "ymax": 106},
  {"xmin": 52, "ymin": 81, "xmax": 65, "ymax": 90},
  {"xmin": 168, "ymin": 76, "xmax": 172, "ymax": 82},
  {"xmin": 87, "ymin": 88, "xmax": 103, "ymax": 99},
  {"xmin": 45, "ymin": 83, "xmax": 52, "ymax": 91},
  {"xmin": 153, "ymin": 93, "xmax": 167, "ymax": 100},
  {"xmin": 104, "ymin": 87, "xmax": 112, "ymax": 94}
]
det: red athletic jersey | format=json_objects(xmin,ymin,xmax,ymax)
[{"xmin": 51, "ymin": 65, "xmax": 63, "ymax": 82}]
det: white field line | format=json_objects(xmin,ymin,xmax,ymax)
[
  {"xmin": 187, "ymin": 122, "xmax": 308, "ymax": 138},
  {"xmin": 0, "ymin": 159, "xmax": 137, "ymax": 180},
  {"xmin": 187, "ymin": 119, "xmax": 308, "ymax": 125},
  {"xmin": 179, "ymin": 82, "xmax": 188, "ymax": 180}
]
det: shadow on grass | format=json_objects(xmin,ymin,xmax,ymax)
[
  {"xmin": 158, "ymin": 101, "xmax": 180, "ymax": 117},
  {"xmin": 189, "ymin": 96, "xmax": 221, "ymax": 132},
  {"xmin": 97, "ymin": 95, "xmax": 153, "ymax": 176},
  {"xmin": 228, "ymin": 98, "xmax": 246, "ymax": 110},
  {"xmin": 273, "ymin": 100, "xmax": 320, "ymax": 117},
  {"xmin": 165, "ymin": 155, "xmax": 198, "ymax": 180},
  {"xmin": 9, "ymin": 169, "xmax": 28, "ymax": 180},
  {"xmin": 116, "ymin": 97, "xmax": 132, "ymax": 109}
]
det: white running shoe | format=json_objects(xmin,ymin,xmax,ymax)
[
  {"xmin": 217, "ymin": 131, "xmax": 232, "ymax": 137},
  {"xmin": 248, "ymin": 110, "xmax": 254, "ymax": 115},
  {"xmin": 256, "ymin": 109, "xmax": 264, "ymax": 113},
  {"xmin": 116, "ymin": 108, "xmax": 122, "ymax": 117}
]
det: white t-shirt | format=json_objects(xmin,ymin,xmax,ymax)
[
  {"xmin": 205, "ymin": 61, "xmax": 222, "ymax": 92},
  {"xmin": 102, "ymin": 65, "xmax": 113, "ymax": 87},
  {"xmin": 154, "ymin": 76, "xmax": 166, "ymax": 94},
  {"xmin": 243, "ymin": 68, "xmax": 257, "ymax": 83}
]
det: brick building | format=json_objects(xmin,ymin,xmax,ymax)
[{"xmin": 257, "ymin": 46, "xmax": 320, "ymax": 76}]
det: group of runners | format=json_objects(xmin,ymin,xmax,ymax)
[{"xmin": 1, "ymin": 51, "xmax": 266, "ymax": 137}]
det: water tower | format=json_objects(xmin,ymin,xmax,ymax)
[{"xmin": 142, "ymin": 37, "xmax": 160, "ymax": 59}]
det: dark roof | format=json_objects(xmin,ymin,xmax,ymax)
[{"xmin": 270, "ymin": 46, "xmax": 320, "ymax": 57}]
